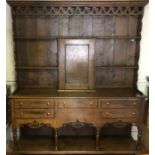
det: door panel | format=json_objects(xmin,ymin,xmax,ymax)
[{"xmin": 59, "ymin": 39, "xmax": 94, "ymax": 91}]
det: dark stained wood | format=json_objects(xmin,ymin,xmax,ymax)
[
  {"xmin": 92, "ymin": 16, "xmax": 104, "ymax": 37},
  {"xmin": 50, "ymin": 17, "xmax": 59, "ymax": 36},
  {"xmin": 69, "ymin": 16, "xmax": 83, "ymax": 37},
  {"xmin": 95, "ymin": 39, "xmax": 114, "ymax": 66},
  {"xmin": 115, "ymin": 16, "xmax": 128, "ymax": 36},
  {"xmin": 37, "ymin": 17, "xmax": 51, "ymax": 37},
  {"xmin": 129, "ymin": 16, "xmax": 139, "ymax": 36},
  {"xmin": 8, "ymin": 135, "xmax": 140, "ymax": 154},
  {"xmin": 18, "ymin": 70, "xmax": 58, "ymax": 88},
  {"xmin": 58, "ymin": 16, "xmax": 69, "ymax": 37},
  {"xmin": 82, "ymin": 16, "xmax": 93, "ymax": 37},
  {"xmin": 25, "ymin": 17, "xmax": 37, "ymax": 37},
  {"xmin": 104, "ymin": 16, "xmax": 115, "ymax": 36},
  {"xmin": 15, "ymin": 16, "xmax": 138, "ymax": 87},
  {"xmin": 113, "ymin": 40, "xmax": 128, "ymax": 65}
]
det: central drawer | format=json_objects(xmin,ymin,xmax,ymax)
[
  {"xmin": 15, "ymin": 109, "xmax": 55, "ymax": 119},
  {"xmin": 58, "ymin": 99, "xmax": 98, "ymax": 108},
  {"xmin": 14, "ymin": 99, "xmax": 55, "ymax": 109}
]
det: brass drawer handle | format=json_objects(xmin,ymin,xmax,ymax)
[
  {"xmin": 20, "ymin": 102, "xmax": 23, "ymax": 106},
  {"xmin": 133, "ymin": 102, "xmax": 137, "ymax": 105},
  {"xmin": 106, "ymin": 112, "xmax": 110, "ymax": 116},
  {"xmin": 47, "ymin": 112, "xmax": 51, "ymax": 116},
  {"xmin": 89, "ymin": 102, "xmax": 93, "ymax": 105},
  {"xmin": 20, "ymin": 112, "xmax": 23, "ymax": 117},
  {"xmin": 63, "ymin": 102, "xmax": 66, "ymax": 106},
  {"xmin": 132, "ymin": 112, "xmax": 136, "ymax": 116},
  {"xmin": 47, "ymin": 102, "xmax": 50, "ymax": 106},
  {"xmin": 106, "ymin": 102, "xmax": 110, "ymax": 105}
]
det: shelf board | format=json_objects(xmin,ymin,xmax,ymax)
[
  {"xmin": 16, "ymin": 66, "xmax": 138, "ymax": 70},
  {"xmin": 16, "ymin": 66, "xmax": 58, "ymax": 70},
  {"xmin": 14, "ymin": 36, "xmax": 141, "ymax": 40},
  {"xmin": 14, "ymin": 135, "xmax": 139, "ymax": 154},
  {"xmin": 95, "ymin": 66, "xmax": 138, "ymax": 69},
  {"xmin": 99, "ymin": 136, "xmax": 136, "ymax": 151}
]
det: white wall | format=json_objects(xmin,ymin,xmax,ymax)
[
  {"xmin": 137, "ymin": 4, "xmax": 149, "ymax": 95},
  {"xmin": 6, "ymin": 3, "xmax": 16, "ymax": 93}
]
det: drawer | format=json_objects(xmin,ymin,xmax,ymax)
[
  {"xmin": 101, "ymin": 109, "xmax": 139, "ymax": 119},
  {"xmin": 15, "ymin": 109, "xmax": 55, "ymax": 119},
  {"xmin": 100, "ymin": 100, "xmax": 139, "ymax": 109},
  {"xmin": 58, "ymin": 99, "xmax": 98, "ymax": 108},
  {"xmin": 14, "ymin": 99, "xmax": 55, "ymax": 109}
]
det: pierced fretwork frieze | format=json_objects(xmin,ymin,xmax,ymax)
[{"xmin": 12, "ymin": 6, "xmax": 143, "ymax": 16}]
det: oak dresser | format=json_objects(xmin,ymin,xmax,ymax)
[{"xmin": 7, "ymin": 0, "xmax": 148, "ymax": 154}]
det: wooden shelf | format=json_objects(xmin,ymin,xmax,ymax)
[
  {"xmin": 14, "ymin": 36, "xmax": 141, "ymax": 40},
  {"xmin": 18, "ymin": 136, "xmax": 53, "ymax": 151},
  {"xmin": 95, "ymin": 66, "xmax": 138, "ymax": 69},
  {"xmin": 16, "ymin": 66, "xmax": 138, "ymax": 70},
  {"xmin": 16, "ymin": 66, "xmax": 58, "ymax": 70},
  {"xmin": 15, "ymin": 135, "xmax": 139, "ymax": 154}
]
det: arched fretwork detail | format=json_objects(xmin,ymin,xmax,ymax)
[{"xmin": 12, "ymin": 6, "xmax": 143, "ymax": 16}]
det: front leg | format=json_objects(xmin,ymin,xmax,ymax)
[
  {"xmin": 136, "ymin": 126, "xmax": 143, "ymax": 150},
  {"xmin": 54, "ymin": 128, "xmax": 58, "ymax": 151},
  {"xmin": 13, "ymin": 128, "xmax": 18, "ymax": 150},
  {"xmin": 96, "ymin": 127, "xmax": 100, "ymax": 151}
]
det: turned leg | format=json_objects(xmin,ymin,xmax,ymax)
[
  {"xmin": 54, "ymin": 128, "xmax": 58, "ymax": 151},
  {"xmin": 13, "ymin": 128, "xmax": 18, "ymax": 150},
  {"xmin": 96, "ymin": 128, "xmax": 100, "ymax": 151},
  {"xmin": 136, "ymin": 126, "xmax": 143, "ymax": 150}
]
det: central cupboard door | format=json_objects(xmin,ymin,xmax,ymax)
[{"xmin": 58, "ymin": 39, "xmax": 94, "ymax": 90}]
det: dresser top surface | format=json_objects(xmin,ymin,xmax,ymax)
[
  {"xmin": 7, "ymin": 0, "xmax": 148, "ymax": 2},
  {"xmin": 11, "ymin": 88, "xmax": 143, "ymax": 98}
]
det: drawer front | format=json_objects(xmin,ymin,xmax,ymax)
[
  {"xmin": 14, "ymin": 99, "xmax": 55, "ymax": 109},
  {"xmin": 58, "ymin": 99, "xmax": 98, "ymax": 108},
  {"xmin": 15, "ymin": 109, "xmax": 55, "ymax": 119},
  {"xmin": 101, "ymin": 109, "xmax": 139, "ymax": 119},
  {"xmin": 100, "ymin": 100, "xmax": 139, "ymax": 109}
]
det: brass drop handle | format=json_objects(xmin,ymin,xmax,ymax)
[
  {"xmin": 20, "ymin": 102, "xmax": 23, "ymax": 106},
  {"xmin": 132, "ymin": 112, "xmax": 136, "ymax": 116},
  {"xmin": 106, "ymin": 102, "xmax": 110, "ymax": 105},
  {"xmin": 20, "ymin": 112, "xmax": 23, "ymax": 117},
  {"xmin": 47, "ymin": 102, "xmax": 50, "ymax": 106},
  {"xmin": 89, "ymin": 102, "xmax": 93, "ymax": 105},
  {"xmin": 133, "ymin": 102, "xmax": 137, "ymax": 105},
  {"xmin": 63, "ymin": 102, "xmax": 66, "ymax": 106},
  {"xmin": 106, "ymin": 112, "xmax": 110, "ymax": 116},
  {"xmin": 47, "ymin": 112, "xmax": 50, "ymax": 116}
]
